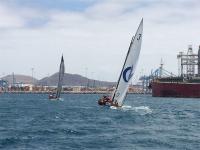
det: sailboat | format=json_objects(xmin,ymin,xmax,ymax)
[
  {"xmin": 49, "ymin": 55, "xmax": 65, "ymax": 100},
  {"xmin": 98, "ymin": 19, "xmax": 143, "ymax": 107}
]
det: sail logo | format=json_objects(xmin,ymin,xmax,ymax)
[
  {"xmin": 137, "ymin": 34, "xmax": 142, "ymax": 41},
  {"xmin": 123, "ymin": 66, "xmax": 133, "ymax": 82}
]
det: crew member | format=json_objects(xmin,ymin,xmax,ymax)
[{"xmin": 98, "ymin": 95, "xmax": 118, "ymax": 107}]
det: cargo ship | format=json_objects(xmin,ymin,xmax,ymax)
[{"xmin": 151, "ymin": 45, "xmax": 200, "ymax": 98}]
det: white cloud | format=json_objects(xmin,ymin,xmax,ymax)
[
  {"xmin": 0, "ymin": 3, "xmax": 24, "ymax": 28},
  {"xmin": 0, "ymin": 0, "xmax": 200, "ymax": 82}
]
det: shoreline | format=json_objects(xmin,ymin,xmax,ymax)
[{"xmin": 0, "ymin": 91, "xmax": 150, "ymax": 94}]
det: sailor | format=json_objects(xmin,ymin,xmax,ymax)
[
  {"xmin": 49, "ymin": 92, "xmax": 56, "ymax": 99},
  {"xmin": 98, "ymin": 95, "xmax": 109, "ymax": 105},
  {"xmin": 98, "ymin": 95, "xmax": 119, "ymax": 107}
]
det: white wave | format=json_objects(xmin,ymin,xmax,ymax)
[
  {"xmin": 110, "ymin": 105, "xmax": 153, "ymax": 115},
  {"xmin": 133, "ymin": 106, "xmax": 153, "ymax": 115},
  {"xmin": 121, "ymin": 105, "xmax": 132, "ymax": 110},
  {"xmin": 48, "ymin": 98, "xmax": 64, "ymax": 101},
  {"xmin": 110, "ymin": 106, "xmax": 118, "ymax": 110},
  {"xmin": 59, "ymin": 98, "xmax": 64, "ymax": 101}
]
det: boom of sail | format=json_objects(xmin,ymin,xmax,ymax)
[{"xmin": 111, "ymin": 19, "xmax": 143, "ymax": 106}]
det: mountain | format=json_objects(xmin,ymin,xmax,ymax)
[
  {"xmin": 2, "ymin": 74, "xmax": 38, "ymax": 84},
  {"xmin": 37, "ymin": 73, "xmax": 115, "ymax": 87},
  {"xmin": 1, "ymin": 73, "xmax": 116, "ymax": 87}
]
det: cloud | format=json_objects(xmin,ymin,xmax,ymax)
[
  {"xmin": 0, "ymin": 0, "xmax": 200, "ymax": 82},
  {"xmin": 0, "ymin": 3, "xmax": 24, "ymax": 28}
]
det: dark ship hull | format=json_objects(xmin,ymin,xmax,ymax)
[
  {"xmin": 151, "ymin": 45, "xmax": 200, "ymax": 98},
  {"xmin": 152, "ymin": 82, "xmax": 200, "ymax": 98}
]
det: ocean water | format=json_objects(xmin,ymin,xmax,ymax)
[{"xmin": 0, "ymin": 93, "xmax": 199, "ymax": 150}]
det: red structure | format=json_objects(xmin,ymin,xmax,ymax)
[
  {"xmin": 150, "ymin": 45, "xmax": 200, "ymax": 98},
  {"xmin": 152, "ymin": 82, "xmax": 200, "ymax": 98}
]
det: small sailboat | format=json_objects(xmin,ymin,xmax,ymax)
[
  {"xmin": 49, "ymin": 55, "xmax": 65, "ymax": 100},
  {"xmin": 98, "ymin": 19, "xmax": 143, "ymax": 107}
]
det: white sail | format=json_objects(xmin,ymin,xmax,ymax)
[
  {"xmin": 112, "ymin": 19, "xmax": 143, "ymax": 106},
  {"xmin": 55, "ymin": 55, "xmax": 65, "ymax": 98}
]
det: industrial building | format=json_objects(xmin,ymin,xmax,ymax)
[{"xmin": 151, "ymin": 45, "xmax": 200, "ymax": 98}]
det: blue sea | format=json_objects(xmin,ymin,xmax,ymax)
[{"xmin": 0, "ymin": 93, "xmax": 199, "ymax": 150}]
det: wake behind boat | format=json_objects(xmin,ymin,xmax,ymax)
[
  {"xmin": 49, "ymin": 55, "xmax": 65, "ymax": 100},
  {"xmin": 98, "ymin": 18, "xmax": 143, "ymax": 107}
]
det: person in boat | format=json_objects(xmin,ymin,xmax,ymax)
[
  {"xmin": 49, "ymin": 92, "xmax": 57, "ymax": 99},
  {"xmin": 98, "ymin": 95, "xmax": 119, "ymax": 107}
]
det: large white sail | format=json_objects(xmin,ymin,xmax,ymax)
[
  {"xmin": 56, "ymin": 55, "xmax": 65, "ymax": 98},
  {"xmin": 112, "ymin": 19, "xmax": 143, "ymax": 106}
]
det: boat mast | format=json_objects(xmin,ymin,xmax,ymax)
[{"xmin": 112, "ymin": 37, "xmax": 134, "ymax": 102}]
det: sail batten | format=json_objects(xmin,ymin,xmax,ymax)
[{"xmin": 112, "ymin": 19, "xmax": 143, "ymax": 106}]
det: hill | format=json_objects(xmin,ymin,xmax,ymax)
[
  {"xmin": 2, "ymin": 74, "xmax": 38, "ymax": 84},
  {"xmin": 1, "ymin": 73, "xmax": 115, "ymax": 87},
  {"xmin": 37, "ymin": 73, "xmax": 115, "ymax": 87}
]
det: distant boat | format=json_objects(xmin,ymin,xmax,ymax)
[
  {"xmin": 98, "ymin": 19, "xmax": 143, "ymax": 107},
  {"xmin": 49, "ymin": 55, "xmax": 65, "ymax": 100}
]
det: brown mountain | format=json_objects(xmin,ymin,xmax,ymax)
[
  {"xmin": 2, "ymin": 74, "xmax": 38, "ymax": 84},
  {"xmin": 2, "ymin": 73, "xmax": 115, "ymax": 87},
  {"xmin": 37, "ymin": 73, "xmax": 115, "ymax": 87}
]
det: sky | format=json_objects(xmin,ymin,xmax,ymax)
[{"xmin": 0, "ymin": 0, "xmax": 200, "ymax": 82}]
